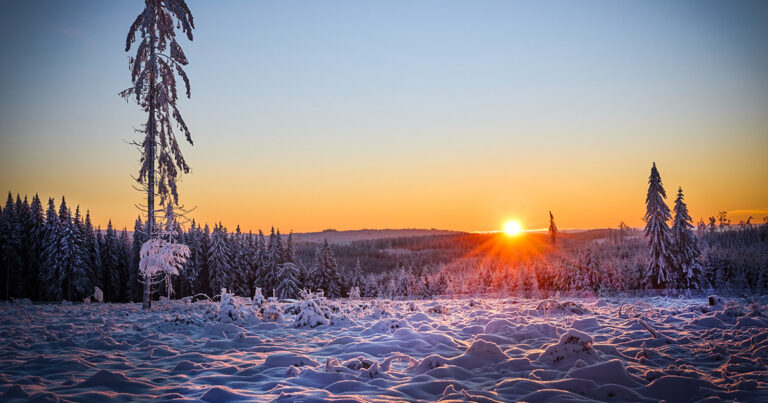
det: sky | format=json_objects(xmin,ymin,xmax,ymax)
[{"xmin": 1, "ymin": 0, "xmax": 767, "ymax": 233}]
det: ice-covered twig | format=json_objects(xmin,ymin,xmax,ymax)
[{"xmin": 639, "ymin": 319, "xmax": 658, "ymax": 339}]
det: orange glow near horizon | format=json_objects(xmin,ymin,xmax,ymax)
[{"xmin": 503, "ymin": 221, "xmax": 523, "ymax": 237}]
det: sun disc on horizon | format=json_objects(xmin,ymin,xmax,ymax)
[{"xmin": 503, "ymin": 221, "xmax": 523, "ymax": 236}]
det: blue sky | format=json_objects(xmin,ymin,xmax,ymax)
[{"xmin": 1, "ymin": 0, "xmax": 767, "ymax": 232}]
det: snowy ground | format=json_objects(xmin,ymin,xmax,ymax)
[{"xmin": 1, "ymin": 295, "xmax": 767, "ymax": 402}]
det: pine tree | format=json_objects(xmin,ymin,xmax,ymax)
[
  {"xmin": 244, "ymin": 231, "xmax": 259, "ymax": 297},
  {"xmin": 14, "ymin": 196, "xmax": 30, "ymax": 300},
  {"xmin": 55, "ymin": 199, "xmax": 87, "ymax": 301},
  {"xmin": 101, "ymin": 221, "xmax": 121, "ymax": 302},
  {"xmin": 208, "ymin": 223, "xmax": 230, "ymax": 294},
  {"xmin": 252, "ymin": 230, "xmax": 266, "ymax": 293},
  {"xmin": 25, "ymin": 195, "xmax": 44, "ymax": 300},
  {"xmin": 229, "ymin": 225, "xmax": 250, "ymax": 296},
  {"xmin": 122, "ymin": 0, "xmax": 195, "ymax": 310},
  {"xmin": 118, "ymin": 229, "xmax": 132, "ymax": 300},
  {"xmin": 644, "ymin": 162, "xmax": 675, "ymax": 288},
  {"xmin": 0, "ymin": 192, "xmax": 23, "ymax": 299},
  {"xmin": 262, "ymin": 227, "xmax": 282, "ymax": 296},
  {"xmin": 64, "ymin": 206, "xmax": 90, "ymax": 301},
  {"xmin": 199, "ymin": 223, "xmax": 211, "ymax": 296},
  {"xmin": 548, "ymin": 211, "xmax": 558, "ymax": 251},
  {"xmin": 131, "ymin": 217, "xmax": 146, "ymax": 301},
  {"xmin": 671, "ymin": 187, "xmax": 703, "ymax": 289},
  {"xmin": 40, "ymin": 198, "xmax": 61, "ymax": 300},
  {"xmin": 183, "ymin": 220, "xmax": 203, "ymax": 297},
  {"xmin": 313, "ymin": 239, "xmax": 342, "ymax": 298},
  {"xmin": 276, "ymin": 262, "xmax": 301, "ymax": 299}
]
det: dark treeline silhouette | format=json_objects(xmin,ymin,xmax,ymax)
[{"xmin": 1, "ymin": 190, "xmax": 767, "ymax": 302}]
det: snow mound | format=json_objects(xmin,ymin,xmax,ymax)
[
  {"xmin": 264, "ymin": 353, "xmax": 320, "ymax": 368},
  {"xmin": 537, "ymin": 329, "xmax": 599, "ymax": 368},
  {"xmin": 201, "ymin": 386, "xmax": 253, "ymax": 402},
  {"xmin": 450, "ymin": 339, "xmax": 510, "ymax": 369},
  {"xmin": 566, "ymin": 359, "xmax": 641, "ymax": 387},
  {"xmin": 294, "ymin": 299, "xmax": 329, "ymax": 328},
  {"xmin": 77, "ymin": 369, "xmax": 151, "ymax": 391}
]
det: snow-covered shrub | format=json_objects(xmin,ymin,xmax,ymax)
[
  {"xmin": 537, "ymin": 329, "xmax": 599, "ymax": 367},
  {"xmin": 295, "ymin": 298, "xmax": 329, "ymax": 328},
  {"xmin": 252, "ymin": 287, "xmax": 265, "ymax": 309},
  {"xmin": 262, "ymin": 297, "xmax": 283, "ymax": 322},
  {"xmin": 348, "ymin": 286, "xmax": 360, "ymax": 300},
  {"xmin": 428, "ymin": 304, "xmax": 449, "ymax": 315},
  {"xmin": 139, "ymin": 237, "xmax": 190, "ymax": 298},
  {"xmin": 536, "ymin": 300, "xmax": 587, "ymax": 315},
  {"xmin": 218, "ymin": 288, "xmax": 244, "ymax": 324}
]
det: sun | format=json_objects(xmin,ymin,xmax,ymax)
[{"xmin": 503, "ymin": 221, "xmax": 523, "ymax": 236}]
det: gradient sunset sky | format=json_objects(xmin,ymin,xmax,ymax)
[{"xmin": 1, "ymin": 0, "xmax": 767, "ymax": 233}]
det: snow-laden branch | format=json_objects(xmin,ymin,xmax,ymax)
[{"xmin": 139, "ymin": 237, "xmax": 190, "ymax": 278}]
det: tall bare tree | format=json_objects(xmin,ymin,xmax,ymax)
[{"xmin": 121, "ymin": 0, "xmax": 195, "ymax": 309}]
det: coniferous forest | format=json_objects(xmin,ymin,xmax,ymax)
[{"xmin": 2, "ymin": 162, "xmax": 766, "ymax": 303}]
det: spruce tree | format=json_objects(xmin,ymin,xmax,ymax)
[
  {"xmin": 252, "ymin": 230, "xmax": 266, "ymax": 292},
  {"xmin": 183, "ymin": 220, "xmax": 203, "ymax": 297},
  {"xmin": 118, "ymin": 229, "xmax": 132, "ymax": 300},
  {"xmin": 207, "ymin": 223, "xmax": 230, "ymax": 294},
  {"xmin": 313, "ymin": 239, "xmax": 342, "ymax": 298},
  {"xmin": 63, "ymin": 206, "xmax": 89, "ymax": 301},
  {"xmin": 227, "ymin": 225, "xmax": 247, "ymax": 296},
  {"xmin": 101, "ymin": 221, "xmax": 121, "ymax": 302},
  {"xmin": 25, "ymin": 195, "xmax": 44, "ymax": 300},
  {"xmin": 83, "ymin": 211, "xmax": 102, "ymax": 294},
  {"xmin": 262, "ymin": 227, "xmax": 281, "ymax": 296},
  {"xmin": 131, "ymin": 217, "xmax": 146, "ymax": 301},
  {"xmin": 671, "ymin": 187, "xmax": 703, "ymax": 289},
  {"xmin": 276, "ymin": 262, "xmax": 300, "ymax": 299},
  {"xmin": 14, "ymin": 196, "xmax": 30, "ymax": 300},
  {"xmin": 244, "ymin": 231, "xmax": 259, "ymax": 297},
  {"xmin": 199, "ymin": 223, "xmax": 211, "ymax": 296},
  {"xmin": 40, "ymin": 198, "xmax": 61, "ymax": 300},
  {"xmin": 644, "ymin": 162, "xmax": 675, "ymax": 288},
  {"xmin": 275, "ymin": 231, "xmax": 299, "ymax": 298},
  {"xmin": 0, "ymin": 192, "xmax": 22, "ymax": 299}
]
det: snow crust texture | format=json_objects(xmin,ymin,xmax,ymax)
[{"xmin": 1, "ymin": 296, "xmax": 767, "ymax": 402}]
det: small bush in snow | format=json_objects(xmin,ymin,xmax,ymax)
[
  {"xmin": 294, "ymin": 298, "xmax": 329, "ymax": 328},
  {"xmin": 218, "ymin": 288, "xmax": 244, "ymax": 324},
  {"xmin": 348, "ymin": 286, "xmax": 361, "ymax": 300},
  {"xmin": 252, "ymin": 287, "xmax": 265, "ymax": 308},
  {"xmin": 263, "ymin": 297, "xmax": 283, "ymax": 322}
]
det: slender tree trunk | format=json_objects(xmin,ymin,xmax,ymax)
[{"xmin": 143, "ymin": 27, "xmax": 156, "ymax": 311}]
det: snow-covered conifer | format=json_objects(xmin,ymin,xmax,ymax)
[
  {"xmin": 262, "ymin": 227, "xmax": 282, "ymax": 296},
  {"xmin": 671, "ymin": 187, "xmax": 703, "ymax": 289},
  {"xmin": 276, "ymin": 262, "xmax": 301, "ymax": 299},
  {"xmin": 0, "ymin": 193, "xmax": 23, "ymax": 299},
  {"xmin": 182, "ymin": 220, "xmax": 203, "ymax": 297},
  {"xmin": 251, "ymin": 230, "xmax": 266, "ymax": 293},
  {"xmin": 40, "ymin": 198, "xmax": 61, "ymax": 300},
  {"xmin": 24, "ymin": 194, "xmax": 44, "ymax": 300},
  {"xmin": 207, "ymin": 223, "xmax": 230, "ymax": 295},
  {"xmin": 312, "ymin": 239, "xmax": 342, "ymax": 298},
  {"xmin": 118, "ymin": 229, "xmax": 132, "ymax": 300},
  {"xmin": 644, "ymin": 162, "xmax": 675, "ymax": 288},
  {"xmin": 101, "ymin": 221, "xmax": 121, "ymax": 302},
  {"xmin": 130, "ymin": 217, "xmax": 146, "ymax": 301}
]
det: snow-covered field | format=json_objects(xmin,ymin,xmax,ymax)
[{"xmin": 1, "ymin": 296, "xmax": 767, "ymax": 402}]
